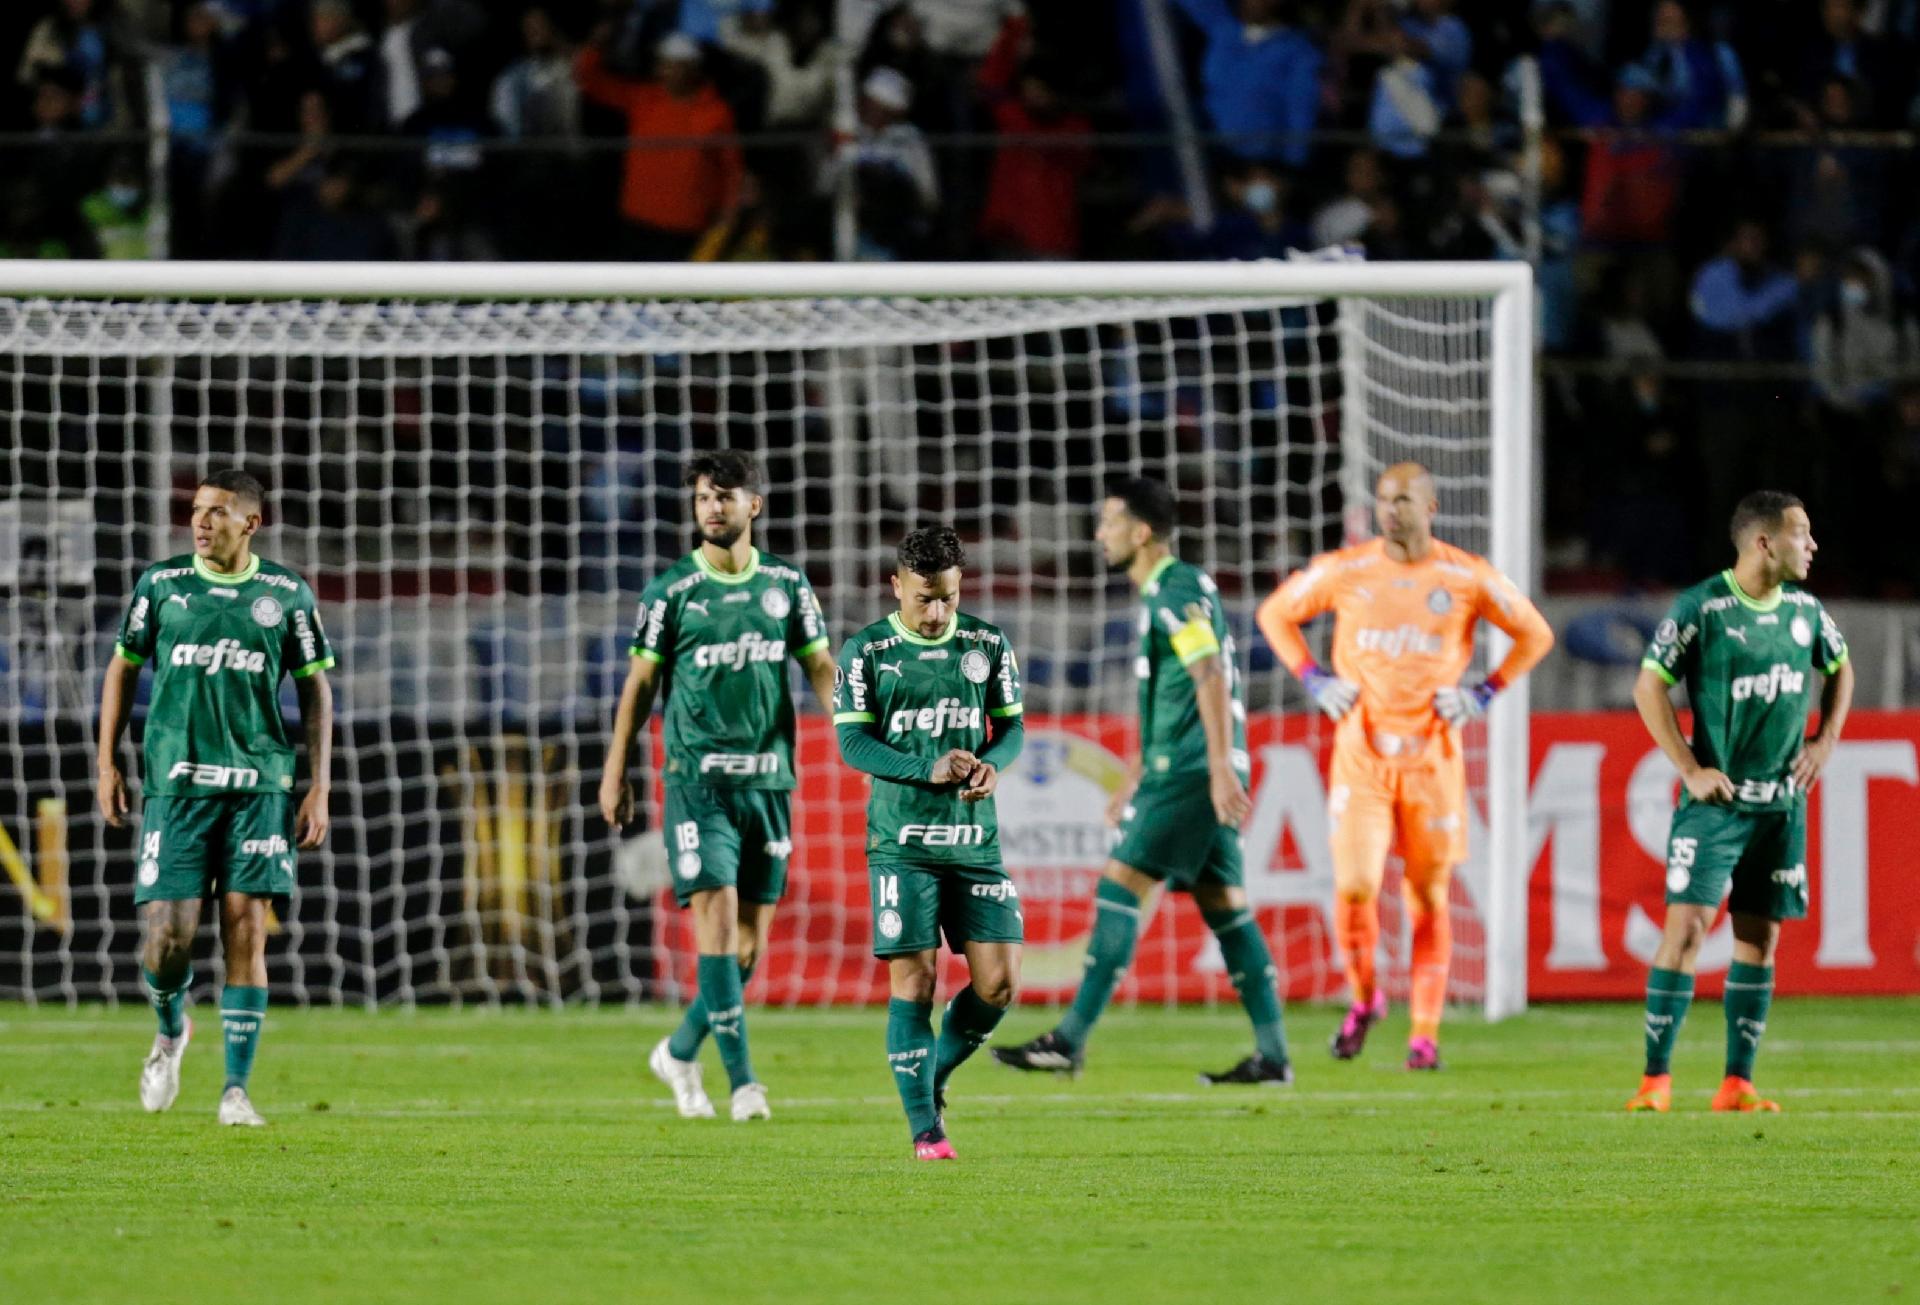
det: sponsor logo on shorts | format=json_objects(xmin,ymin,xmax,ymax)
[
  {"xmin": 1353, "ymin": 624, "xmax": 1444, "ymax": 657},
  {"xmin": 897, "ymin": 823, "xmax": 986, "ymax": 847},
  {"xmin": 168, "ymin": 761, "xmax": 261, "ymax": 789},
  {"xmin": 763, "ymin": 839, "xmax": 792, "ymax": 858},
  {"xmin": 1772, "ymin": 864, "xmax": 1808, "ymax": 893},
  {"xmin": 961, "ymin": 650, "xmax": 991, "ymax": 684},
  {"xmin": 760, "ymin": 588, "xmax": 791, "ymax": 620},
  {"xmin": 169, "ymin": 639, "xmax": 266, "ymax": 675},
  {"xmin": 241, "ymin": 835, "xmax": 290, "ymax": 855},
  {"xmin": 888, "ymin": 698, "xmax": 981, "ymax": 739},
  {"xmin": 877, "ymin": 908, "xmax": 903, "ymax": 940},
  {"xmin": 250, "ymin": 596, "xmax": 284, "ymax": 627},
  {"xmin": 698, "ymin": 751, "xmax": 779, "ymax": 777},
  {"xmin": 969, "ymin": 880, "xmax": 1018, "ymax": 901},
  {"xmin": 1729, "ymin": 664, "xmax": 1805, "ymax": 704},
  {"xmin": 691, "ymin": 632, "xmax": 786, "ymax": 670},
  {"xmin": 675, "ymin": 852, "xmax": 702, "ymax": 879}
]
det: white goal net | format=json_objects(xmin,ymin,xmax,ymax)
[{"xmin": 0, "ymin": 261, "xmax": 1532, "ymax": 1017}]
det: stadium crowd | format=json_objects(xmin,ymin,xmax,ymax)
[{"xmin": 3, "ymin": 0, "xmax": 1918, "ymax": 592}]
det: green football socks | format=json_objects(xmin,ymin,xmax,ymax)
[
  {"xmin": 933, "ymin": 984, "xmax": 1006, "ymax": 1096},
  {"xmin": 667, "ymin": 958, "xmax": 756, "ymax": 1061},
  {"xmin": 697, "ymin": 953, "xmax": 755, "ymax": 1091},
  {"xmin": 1642, "ymin": 967, "xmax": 1693, "ymax": 1076},
  {"xmin": 143, "ymin": 965, "xmax": 191, "ymax": 1041},
  {"xmin": 1723, "ymin": 962, "xmax": 1774, "ymax": 1081},
  {"xmin": 887, "ymin": 997, "xmax": 938, "ymax": 1135},
  {"xmin": 1203, "ymin": 907, "xmax": 1289, "ymax": 1065},
  {"xmin": 220, "ymin": 985, "xmax": 267, "ymax": 1091},
  {"xmin": 1056, "ymin": 879, "xmax": 1141, "ymax": 1049}
]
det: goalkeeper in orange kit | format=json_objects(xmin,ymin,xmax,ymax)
[{"xmin": 1256, "ymin": 464, "xmax": 1553, "ymax": 1069}]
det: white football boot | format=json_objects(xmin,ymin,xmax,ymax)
[
  {"xmin": 217, "ymin": 1086, "xmax": 268, "ymax": 1127},
  {"xmin": 138, "ymin": 1018, "xmax": 191, "ymax": 1113},
  {"xmin": 729, "ymin": 1082, "xmax": 771, "ymax": 1122},
  {"xmin": 648, "ymin": 1036, "xmax": 716, "ymax": 1119}
]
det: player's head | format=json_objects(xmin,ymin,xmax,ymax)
[
  {"xmin": 684, "ymin": 449, "xmax": 763, "ymax": 550},
  {"xmin": 1374, "ymin": 462, "xmax": 1437, "ymax": 547},
  {"xmin": 1731, "ymin": 490, "xmax": 1814, "ymax": 582},
  {"xmin": 892, "ymin": 525, "xmax": 965, "ymax": 638},
  {"xmin": 191, "ymin": 469, "xmax": 265, "ymax": 564},
  {"xmin": 1097, "ymin": 477, "xmax": 1175, "ymax": 569}
]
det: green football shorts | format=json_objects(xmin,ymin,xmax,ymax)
[
  {"xmin": 1110, "ymin": 772, "xmax": 1245, "ymax": 891},
  {"xmin": 867, "ymin": 860, "xmax": 1025, "ymax": 958},
  {"xmin": 135, "ymin": 794, "xmax": 297, "ymax": 905},
  {"xmin": 1663, "ymin": 799, "xmax": 1809, "ymax": 921},
  {"xmin": 661, "ymin": 784, "xmax": 792, "ymax": 908}
]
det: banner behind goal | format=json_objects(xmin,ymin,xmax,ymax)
[{"xmin": 0, "ymin": 262, "xmax": 1532, "ymax": 1017}]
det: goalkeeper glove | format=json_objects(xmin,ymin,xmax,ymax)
[
  {"xmin": 1434, "ymin": 677, "xmax": 1502, "ymax": 727},
  {"xmin": 1301, "ymin": 664, "xmax": 1360, "ymax": 721}
]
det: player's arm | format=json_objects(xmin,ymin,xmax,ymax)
[
  {"xmin": 293, "ymin": 669, "xmax": 333, "ymax": 849},
  {"xmin": 831, "ymin": 641, "xmax": 973, "ymax": 785},
  {"xmin": 961, "ymin": 643, "xmax": 1026, "ymax": 803},
  {"xmin": 599, "ymin": 654, "xmax": 662, "ymax": 829},
  {"xmin": 790, "ymin": 579, "xmax": 836, "ymax": 715},
  {"xmin": 95, "ymin": 653, "xmax": 138, "ymax": 828},
  {"xmin": 1791, "ymin": 612, "xmax": 1854, "ymax": 793},
  {"xmin": 1187, "ymin": 650, "xmax": 1251, "ymax": 827},
  {"xmin": 1255, "ymin": 561, "xmax": 1358, "ymax": 720},
  {"xmin": 1436, "ymin": 566, "xmax": 1556, "ymax": 726},
  {"xmin": 1633, "ymin": 666, "xmax": 1733, "ymax": 804}
]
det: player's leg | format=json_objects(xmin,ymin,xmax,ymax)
[
  {"xmin": 216, "ymin": 892, "xmax": 271, "ymax": 1126},
  {"xmin": 1398, "ymin": 755, "xmax": 1468, "ymax": 1070},
  {"xmin": 1713, "ymin": 810, "xmax": 1801, "ymax": 1112},
  {"xmin": 663, "ymin": 791, "xmax": 786, "ymax": 1065},
  {"xmin": 933, "ymin": 867, "xmax": 1024, "ymax": 1108},
  {"xmin": 134, "ymin": 795, "xmax": 214, "ymax": 1113},
  {"xmin": 1328, "ymin": 752, "xmax": 1395, "ymax": 1059},
  {"xmin": 872, "ymin": 861, "xmax": 947, "ymax": 1156},
  {"xmin": 1192, "ymin": 877, "xmax": 1293, "ymax": 1086},
  {"xmin": 688, "ymin": 885, "xmax": 765, "ymax": 1119}
]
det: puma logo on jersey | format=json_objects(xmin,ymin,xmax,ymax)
[
  {"xmin": 168, "ymin": 761, "xmax": 260, "ymax": 788},
  {"xmin": 166, "ymin": 594, "xmax": 191, "ymax": 610},
  {"xmin": 1729, "ymin": 663, "xmax": 1804, "ymax": 703},
  {"xmin": 1352, "ymin": 624, "xmax": 1444, "ymax": 657},
  {"xmin": 685, "ymin": 599, "xmax": 710, "ymax": 616},
  {"xmin": 1726, "ymin": 626, "xmax": 1748, "ymax": 644},
  {"xmin": 878, "ymin": 661, "xmax": 904, "ymax": 678},
  {"xmin": 170, "ymin": 640, "xmax": 267, "ymax": 674},
  {"xmin": 888, "ymin": 698, "xmax": 981, "ymax": 739}
]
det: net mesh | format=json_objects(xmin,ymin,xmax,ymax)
[{"xmin": 0, "ymin": 289, "xmax": 1505, "ymax": 1010}]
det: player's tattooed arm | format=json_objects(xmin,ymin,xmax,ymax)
[
  {"xmin": 599, "ymin": 655, "xmax": 663, "ymax": 828},
  {"xmin": 95, "ymin": 655, "xmax": 138, "ymax": 828},
  {"xmin": 294, "ymin": 670, "xmax": 333, "ymax": 848},
  {"xmin": 1187, "ymin": 651, "xmax": 1252, "ymax": 828},
  {"xmin": 1633, "ymin": 665, "xmax": 1733, "ymax": 803},
  {"xmin": 1791, "ymin": 656, "xmax": 1854, "ymax": 794}
]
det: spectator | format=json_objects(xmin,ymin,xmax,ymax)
[
  {"xmin": 1688, "ymin": 218, "xmax": 1804, "ymax": 360},
  {"xmin": 379, "ymin": 0, "xmax": 485, "ymax": 128},
  {"xmin": 857, "ymin": 5, "xmax": 952, "ymax": 132},
  {"xmin": 16, "ymin": 0, "xmax": 133, "ymax": 129},
  {"xmin": 1366, "ymin": 21, "xmax": 1442, "ymax": 161},
  {"xmin": 1399, "ymin": 0, "xmax": 1471, "ymax": 110},
  {"xmin": 1311, "ymin": 147, "xmax": 1388, "ymax": 248},
  {"xmin": 79, "ymin": 151, "xmax": 150, "ymax": 259},
  {"xmin": 1426, "ymin": 169, "xmax": 1523, "ymax": 261},
  {"xmin": 910, "ymin": 0, "xmax": 1025, "ymax": 62},
  {"xmin": 1579, "ymin": 66, "xmax": 1681, "ymax": 248},
  {"xmin": 974, "ymin": 15, "xmax": 1091, "ymax": 259},
  {"xmin": 158, "ymin": 2, "xmax": 235, "ymax": 258},
  {"xmin": 272, "ymin": 162, "xmax": 400, "ymax": 261},
  {"xmin": 492, "ymin": 7, "xmax": 579, "ymax": 141},
  {"xmin": 576, "ymin": 30, "xmax": 743, "ymax": 260},
  {"xmin": 1786, "ymin": 77, "xmax": 1890, "ymax": 256},
  {"xmin": 1168, "ymin": 0, "xmax": 1324, "ymax": 168},
  {"xmin": 1131, "ymin": 161, "xmax": 1310, "ymax": 260},
  {"xmin": 22, "ymin": 66, "xmax": 101, "ymax": 253},
  {"xmin": 720, "ymin": 1, "xmax": 835, "ymax": 130},
  {"xmin": 399, "ymin": 47, "xmax": 492, "ymax": 198},
  {"xmin": 312, "ymin": 0, "xmax": 383, "ymax": 133},
  {"xmin": 265, "ymin": 89, "xmax": 336, "ymax": 201},
  {"xmin": 818, "ymin": 66, "xmax": 936, "ymax": 260},
  {"xmin": 1633, "ymin": 0, "xmax": 1747, "ymax": 130},
  {"xmin": 1811, "ymin": 248, "xmax": 1912, "ymax": 415},
  {"xmin": 692, "ymin": 170, "xmax": 810, "ymax": 260},
  {"xmin": 492, "ymin": 7, "xmax": 586, "ymax": 259},
  {"xmin": 1797, "ymin": 0, "xmax": 1909, "ymax": 128}
]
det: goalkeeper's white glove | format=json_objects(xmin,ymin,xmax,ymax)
[
  {"xmin": 1301, "ymin": 664, "xmax": 1360, "ymax": 721},
  {"xmin": 1434, "ymin": 677, "xmax": 1501, "ymax": 727}
]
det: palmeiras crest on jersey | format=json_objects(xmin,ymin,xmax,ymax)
[
  {"xmin": 961, "ymin": 650, "xmax": 991, "ymax": 684},
  {"xmin": 760, "ymin": 588, "xmax": 791, "ymax": 620}
]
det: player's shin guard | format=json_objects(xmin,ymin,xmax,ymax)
[
  {"xmin": 1408, "ymin": 902, "xmax": 1451, "ymax": 1044},
  {"xmin": 667, "ymin": 958, "xmax": 756, "ymax": 1061},
  {"xmin": 887, "ymin": 997, "xmax": 938, "ymax": 1135},
  {"xmin": 1643, "ymin": 967, "xmax": 1694, "ymax": 1076},
  {"xmin": 934, "ymin": 985, "xmax": 1006, "ymax": 1096},
  {"xmin": 143, "ymin": 965, "xmax": 192, "ymax": 1041},
  {"xmin": 1335, "ymin": 895, "xmax": 1379, "ymax": 1007},
  {"xmin": 1722, "ymin": 961, "xmax": 1774, "ymax": 1082},
  {"xmin": 1202, "ymin": 907, "xmax": 1289, "ymax": 1065},
  {"xmin": 697, "ymin": 953, "xmax": 756, "ymax": 1091},
  {"xmin": 1055, "ymin": 879, "xmax": 1140, "ymax": 1050},
  {"xmin": 220, "ymin": 985, "xmax": 267, "ymax": 1092}
]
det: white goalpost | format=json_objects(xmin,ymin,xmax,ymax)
[{"xmin": 0, "ymin": 259, "xmax": 1533, "ymax": 1019}]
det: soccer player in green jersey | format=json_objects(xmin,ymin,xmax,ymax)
[
  {"xmin": 1625, "ymin": 491, "xmax": 1852, "ymax": 1114},
  {"xmin": 995, "ymin": 478, "xmax": 1292, "ymax": 1085},
  {"xmin": 96, "ymin": 469, "xmax": 335, "ymax": 1127},
  {"xmin": 599, "ymin": 450, "xmax": 837, "ymax": 1123},
  {"xmin": 833, "ymin": 526, "xmax": 1025, "ymax": 1161}
]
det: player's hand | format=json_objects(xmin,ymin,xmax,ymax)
[
  {"xmin": 1790, "ymin": 734, "xmax": 1837, "ymax": 794},
  {"xmin": 96, "ymin": 762, "xmax": 130, "ymax": 828},
  {"xmin": 1209, "ymin": 763, "xmax": 1252, "ymax": 828},
  {"xmin": 295, "ymin": 785, "xmax": 330, "ymax": 849},
  {"xmin": 1303, "ymin": 666, "xmax": 1360, "ymax": 721},
  {"xmin": 930, "ymin": 749, "xmax": 980, "ymax": 786},
  {"xmin": 599, "ymin": 773, "xmax": 635, "ymax": 829},
  {"xmin": 1105, "ymin": 778, "xmax": 1138, "ymax": 828},
  {"xmin": 1434, "ymin": 680, "xmax": 1497, "ymax": 727},
  {"xmin": 959, "ymin": 761, "xmax": 1000, "ymax": 803},
  {"xmin": 1681, "ymin": 767, "xmax": 1736, "ymax": 804}
]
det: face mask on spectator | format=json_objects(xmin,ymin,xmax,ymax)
[
  {"xmin": 1243, "ymin": 181, "xmax": 1278, "ymax": 215},
  {"xmin": 1841, "ymin": 281, "xmax": 1870, "ymax": 309}
]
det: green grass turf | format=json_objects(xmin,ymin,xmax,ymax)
[{"xmin": 2, "ymin": 998, "xmax": 1916, "ymax": 1305}]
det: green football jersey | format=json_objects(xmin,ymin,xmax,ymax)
[
  {"xmin": 629, "ymin": 547, "xmax": 828, "ymax": 790},
  {"xmin": 1642, "ymin": 569, "xmax": 1849, "ymax": 813},
  {"xmin": 114, "ymin": 553, "xmax": 335, "ymax": 799},
  {"xmin": 832, "ymin": 611, "xmax": 1024, "ymax": 867},
  {"xmin": 1135, "ymin": 556, "xmax": 1248, "ymax": 779}
]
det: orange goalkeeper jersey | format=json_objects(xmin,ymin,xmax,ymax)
[{"xmin": 1257, "ymin": 538, "xmax": 1553, "ymax": 756}]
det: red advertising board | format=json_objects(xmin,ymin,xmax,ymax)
[{"xmin": 652, "ymin": 712, "xmax": 1920, "ymax": 1005}]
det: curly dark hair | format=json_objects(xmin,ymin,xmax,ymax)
[
  {"xmin": 684, "ymin": 449, "xmax": 762, "ymax": 495},
  {"xmin": 1109, "ymin": 476, "xmax": 1176, "ymax": 539},
  {"xmin": 896, "ymin": 525, "xmax": 966, "ymax": 577},
  {"xmin": 198, "ymin": 468, "xmax": 266, "ymax": 511},
  {"xmin": 1730, "ymin": 490, "xmax": 1804, "ymax": 546}
]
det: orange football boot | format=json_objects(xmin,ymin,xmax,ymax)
[
  {"xmin": 1710, "ymin": 1076, "xmax": 1780, "ymax": 1112},
  {"xmin": 1624, "ymin": 1073, "xmax": 1672, "ymax": 1112}
]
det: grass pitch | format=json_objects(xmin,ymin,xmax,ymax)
[{"xmin": 2, "ymin": 998, "xmax": 1916, "ymax": 1305}]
